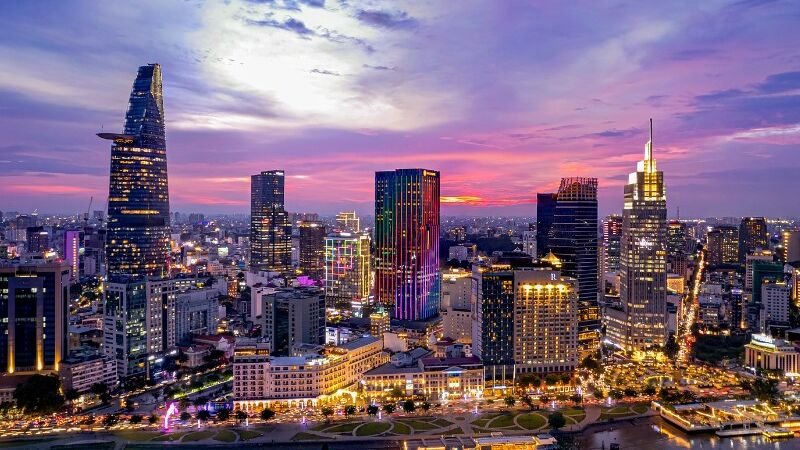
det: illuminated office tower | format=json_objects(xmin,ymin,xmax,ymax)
[
  {"xmin": 250, "ymin": 170, "xmax": 292, "ymax": 274},
  {"xmin": 374, "ymin": 169, "xmax": 440, "ymax": 321},
  {"xmin": 606, "ymin": 120, "xmax": 668, "ymax": 352},
  {"xmin": 739, "ymin": 217, "xmax": 769, "ymax": 263},
  {"xmin": 535, "ymin": 193, "xmax": 557, "ymax": 258},
  {"xmin": 25, "ymin": 226, "xmax": 49, "ymax": 254},
  {"xmin": 602, "ymin": 214, "xmax": 623, "ymax": 274},
  {"xmin": 779, "ymin": 229, "xmax": 800, "ymax": 263},
  {"xmin": 298, "ymin": 221, "xmax": 326, "ymax": 281},
  {"xmin": 335, "ymin": 211, "xmax": 361, "ymax": 232},
  {"xmin": 100, "ymin": 64, "xmax": 171, "ymax": 278},
  {"xmin": 64, "ymin": 230, "xmax": 82, "ymax": 280},
  {"xmin": 480, "ymin": 268, "xmax": 578, "ymax": 381},
  {"xmin": 707, "ymin": 225, "xmax": 739, "ymax": 265},
  {"xmin": 324, "ymin": 232, "xmax": 371, "ymax": 314},
  {"xmin": 549, "ymin": 177, "xmax": 599, "ymax": 357},
  {"xmin": 0, "ymin": 261, "xmax": 70, "ymax": 375}
]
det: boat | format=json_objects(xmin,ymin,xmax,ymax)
[{"xmin": 762, "ymin": 427, "xmax": 793, "ymax": 439}]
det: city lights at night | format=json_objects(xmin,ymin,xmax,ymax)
[{"xmin": 1, "ymin": 1, "xmax": 800, "ymax": 449}]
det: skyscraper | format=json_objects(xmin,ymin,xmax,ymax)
[
  {"xmin": 535, "ymin": 193, "xmax": 557, "ymax": 258},
  {"xmin": 324, "ymin": 232, "xmax": 371, "ymax": 314},
  {"xmin": 601, "ymin": 214, "xmax": 623, "ymax": 275},
  {"xmin": 250, "ymin": 170, "xmax": 292, "ymax": 274},
  {"xmin": 64, "ymin": 230, "xmax": 82, "ymax": 280},
  {"xmin": 374, "ymin": 169, "xmax": 440, "ymax": 321},
  {"xmin": 335, "ymin": 211, "xmax": 361, "ymax": 232},
  {"xmin": 298, "ymin": 221, "xmax": 326, "ymax": 281},
  {"xmin": 100, "ymin": 64, "xmax": 171, "ymax": 278},
  {"xmin": 606, "ymin": 120, "xmax": 668, "ymax": 351},
  {"xmin": 25, "ymin": 226, "xmax": 49, "ymax": 254},
  {"xmin": 707, "ymin": 225, "xmax": 739, "ymax": 265},
  {"xmin": 739, "ymin": 217, "xmax": 769, "ymax": 262},
  {"xmin": 549, "ymin": 177, "xmax": 599, "ymax": 357}
]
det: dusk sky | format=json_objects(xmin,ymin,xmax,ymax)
[{"xmin": 1, "ymin": 0, "xmax": 799, "ymax": 217}]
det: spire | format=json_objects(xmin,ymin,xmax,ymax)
[{"xmin": 644, "ymin": 118, "xmax": 653, "ymax": 162}]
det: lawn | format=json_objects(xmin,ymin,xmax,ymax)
[
  {"xmin": 213, "ymin": 429, "xmax": 237, "ymax": 442},
  {"xmin": 432, "ymin": 418, "xmax": 453, "ymax": 427},
  {"xmin": 355, "ymin": 422, "xmax": 392, "ymax": 436},
  {"xmin": 632, "ymin": 404, "xmax": 649, "ymax": 414},
  {"xmin": 236, "ymin": 429, "xmax": 263, "ymax": 441},
  {"xmin": 391, "ymin": 421, "xmax": 412, "ymax": 435},
  {"xmin": 113, "ymin": 431, "xmax": 161, "ymax": 441},
  {"xmin": 182, "ymin": 430, "xmax": 216, "ymax": 442},
  {"xmin": 440, "ymin": 426, "xmax": 463, "ymax": 435},
  {"xmin": 51, "ymin": 443, "xmax": 114, "ymax": 450},
  {"xmin": 517, "ymin": 413, "xmax": 546, "ymax": 430},
  {"xmin": 487, "ymin": 414, "xmax": 517, "ymax": 428},
  {"xmin": 152, "ymin": 431, "xmax": 188, "ymax": 441},
  {"xmin": 292, "ymin": 432, "xmax": 332, "ymax": 441},
  {"xmin": 324, "ymin": 422, "xmax": 362, "ymax": 434},
  {"xmin": 400, "ymin": 419, "xmax": 440, "ymax": 431}
]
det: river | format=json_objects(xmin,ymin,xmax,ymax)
[{"xmin": 576, "ymin": 416, "xmax": 797, "ymax": 450}]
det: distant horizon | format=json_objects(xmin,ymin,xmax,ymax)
[{"xmin": 2, "ymin": 2, "xmax": 799, "ymax": 217}]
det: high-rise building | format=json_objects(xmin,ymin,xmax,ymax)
[
  {"xmin": 440, "ymin": 270, "xmax": 478, "ymax": 344},
  {"xmin": 479, "ymin": 268, "xmax": 578, "ymax": 381},
  {"xmin": 258, "ymin": 287, "xmax": 326, "ymax": 356},
  {"xmin": 25, "ymin": 226, "xmax": 50, "ymax": 255},
  {"xmin": 707, "ymin": 225, "xmax": 739, "ymax": 266},
  {"xmin": 250, "ymin": 170, "xmax": 292, "ymax": 274},
  {"xmin": 606, "ymin": 120, "xmax": 668, "ymax": 352},
  {"xmin": 374, "ymin": 169, "xmax": 441, "ymax": 321},
  {"xmin": 739, "ymin": 217, "xmax": 769, "ymax": 263},
  {"xmin": 324, "ymin": 232, "xmax": 371, "ymax": 314},
  {"xmin": 535, "ymin": 193, "xmax": 557, "ymax": 258},
  {"xmin": 100, "ymin": 64, "xmax": 171, "ymax": 278},
  {"xmin": 521, "ymin": 230, "xmax": 537, "ymax": 258},
  {"xmin": 298, "ymin": 221, "xmax": 326, "ymax": 281},
  {"xmin": 1, "ymin": 261, "xmax": 70, "ymax": 375},
  {"xmin": 601, "ymin": 214, "xmax": 623, "ymax": 274},
  {"xmin": 335, "ymin": 211, "xmax": 361, "ymax": 233},
  {"xmin": 780, "ymin": 229, "xmax": 800, "ymax": 263},
  {"xmin": 549, "ymin": 177, "xmax": 599, "ymax": 357},
  {"xmin": 64, "ymin": 230, "xmax": 82, "ymax": 280}
]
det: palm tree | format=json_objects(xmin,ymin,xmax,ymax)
[
  {"xmin": 383, "ymin": 404, "xmax": 396, "ymax": 415},
  {"xmin": 344, "ymin": 405, "xmax": 357, "ymax": 417},
  {"xmin": 197, "ymin": 410, "xmax": 211, "ymax": 422},
  {"xmin": 321, "ymin": 407, "xmax": 334, "ymax": 422},
  {"xmin": 235, "ymin": 410, "xmax": 248, "ymax": 423},
  {"xmin": 367, "ymin": 405, "xmax": 379, "ymax": 416},
  {"xmin": 217, "ymin": 408, "xmax": 230, "ymax": 421},
  {"xmin": 402, "ymin": 400, "xmax": 415, "ymax": 413},
  {"xmin": 504, "ymin": 396, "xmax": 516, "ymax": 407}
]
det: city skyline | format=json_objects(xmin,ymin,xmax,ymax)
[{"xmin": 2, "ymin": 1, "xmax": 800, "ymax": 217}]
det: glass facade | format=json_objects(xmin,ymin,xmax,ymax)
[
  {"xmin": 549, "ymin": 177, "xmax": 599, "ymax": 357},
  {"xmin": 480, "ymin": 271, "xmax": 516, "ymax": 380},
  {"xmin": 616, "ymin": 120, "xmax": 668, "ymax": 351},
  {"xmin": 374, "ymin": 169, "xmax": 440, "ymax": 321},
  {"xmin": 324, "ymin": 232, "xmax": 371, "ymax": 313},
  {"xmin": 535, "ymin": 193, "xmax": 557, "ymax": 258},
  {"xmin": 250, "ymin": 170, "xmax": 292, "ymax": 273},
  {"xmin": 102, "ymin": 64, "xmax": 170, "ymax": 278},
  {"xmin": 739, "ymin": 217, "xmax": 769, "ymax": 263},
  {"xmin": 298, "ymin": 221, "xmax": 326, "ymax": 281}
]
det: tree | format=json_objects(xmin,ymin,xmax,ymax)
[
  {"xmin": 383, "ymin": 404, "xmax": 396, "ymax": 415},
  {"xmin": 14, "ymin": 374, "xmax": 65, "ymax": 414},
  {"xmin": 643, "ymin": 385, "xmax": 658, "ymax": 396},
  {"xmin": 580, "ymin": 355, "xmax": 602, "ymax": 375},
  {"xmin": 217, "ymin": 408, "xmax": 230, "ymax": 421},
  {"xmin": 609, "ymin": 389, "xmax": 625, "ymax": 400},
  {"xmin": 65, "ymin": 388, "xmax": 81, "ymax": 403},
  {"xmin": 103, "ymin": 414, "xmax": 119, "ymax": 428},
  {"xmin": 421, "ymin": 402, "xmax": 431, "ymax": 412},
  {"xmin": 180, "ymin": 411, "xmax": 192, "ymax": 421},
  {"xmin": 344, "ymin": 405, "xmax": 357, "ymax": 417},
  {"xmin": 260, "ymin": 408, "xmax": 276, "ymax": 422},
  {"xmin": 100, "ymin": 392, "xmax": 111, "ymax": 404},
  {"xmin": 390, "ymin": 386, "xmax": 404, "ymax": 399},
  {"xmin": 623, "ymin": 387, "xmax": 638, "ymax": 398},
  {"xmin": 148, "ymin": 414, "xmax": 158, "ymax": 425},
  {"xmin": 125, "ymin": 398, "xmax": 136, "ymax": 412},
  {"xmin": 545, "ymin": 374, "xmax": 560, "ymax": 386},
  {"xmin": 743, "ymin": 378, "xmax": 780, "ymax": 403},
  {"xmin": 548, "ymin": 411, "xmax": 566, "ymax": 430},
  {"xmin": 130, "ymin": 414, "xmax": 142, "ymax": 424},
  {"xmin": 402, "ymin": 400, "xmax": 416, "ymax": 413},
  {"xmin": 197, "ymin": 410, "xmax": 211, "ymax": 421},
  {"xmin": 570, "ymin": 394, "xmax": 583, "ymax": 405},
  {"xmin": 521, "ymin": 395, "xmax": 534, "ymax": 410},
  {"xmin": 664, "ymin": 333, "xmax": 680, "ymax": 360},
  {"xmin": 367, "ymin": 405, "xmax": 379, "ymax": 416},
  {"xmin": 504, "ymin": 396, "xmax": 516, "ymax": 407},
  {"xmin": 321, "ymin": 407, "xmax": 334, "ymax": 421},
  {"xmin": 235, "ymin": 410, "xmax": 248, "ymax": 422}
]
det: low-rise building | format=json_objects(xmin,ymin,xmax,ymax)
[
  {"xmin": 59, "ymin": 355, "xmax": 118, "ymax": 393},
  {"xmin": 363, "ymin": 354, "xmax": 485, "ymax": 401},
  {"xmin": 744, "ymin": 334, "xmax": 800, "ymax": 377}
]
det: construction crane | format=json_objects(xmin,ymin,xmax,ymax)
[{"xmin": 84, "ymin": 196, "xmax": 93, "ymax": 226}]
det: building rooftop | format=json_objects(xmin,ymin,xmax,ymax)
[
  {"xmin": 339, "ymin": 335, "xmax": 380, "ymax": 351},
  {"xmin": 364, "ymin": 362, "xmax": 422, "ymax": 376}
]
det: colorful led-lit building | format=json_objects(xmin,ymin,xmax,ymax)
[
  {"xmin": 250, "ymin": 170, "xmax": 292, "ymax": 274},
  {"xmin": 100, "ymin": 64, "xmax": 171, "ymax": 278},
  {"xmin": 374, "ymin": 169, "xmax": 441, "ymax": 321},
  {"xmin": 64, "ymin": 229, "xmax": 82, "ymax": 280},
  {"xmin": 606, "ymin": 120, "xmax": 668, "ymax": 352},
  {"xmin": 324, "ymin": 232, "xmax": 371, "ymax": 314}
]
